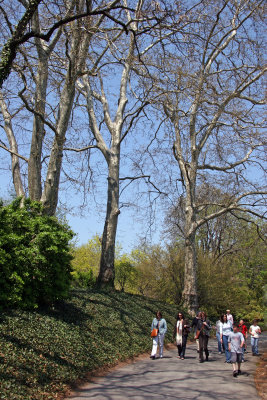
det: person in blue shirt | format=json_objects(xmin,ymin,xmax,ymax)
[
  {"xmin": 220, "ymin": 313, "xmax": 233, "ymax": 363},
  {"xmin": 150, "ymin": 311, "xmax": 167, "ymax": 359}
]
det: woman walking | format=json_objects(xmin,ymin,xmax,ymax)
[
  {"xmin": 215, "ymin": 317, "xmax": 222, "ymax": 354},
  {"xmin": 150, "ymin": 311, "xmax": 167, "ymax": 359},
  {"xmin": 220, "ymin": 313, "xmax": 233, "ymax": 363},
  {"xmin": 173, "ymin": 312, "xmax": 190, "ymax": 360}
]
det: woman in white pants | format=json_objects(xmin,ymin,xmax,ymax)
[{"xmin": 150, "ymin": 311, "xmax": 167, "ymax": 359}]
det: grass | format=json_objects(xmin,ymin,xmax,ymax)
[{"xmin": 0, "ymin": 288, "xmax": 180, "ymax": 400}]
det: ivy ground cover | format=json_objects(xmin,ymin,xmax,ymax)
[{"xmin": 0, "ymin": 289, "xmax": 178, "ymax": 400}]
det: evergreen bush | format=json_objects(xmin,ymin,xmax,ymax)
[{"xmin": 0, "ymin": 198, "xmax": 74, "ymax": 309}]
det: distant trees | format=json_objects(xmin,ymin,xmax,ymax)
[
  {"xmin": 121, "ymin": 214, "xmax": 266, "ymax": 320},
  {"xmin": 71, "ymin": 235, "xmax": 101, "ymax": 287}
]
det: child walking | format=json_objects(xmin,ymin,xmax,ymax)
[{"xmin": 228, "ymin": 323, "xmax": 244, "ymax": 377}]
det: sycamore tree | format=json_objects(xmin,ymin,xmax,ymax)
[
  {"xmin": 0, "ymin": 0, "xmax": 132, "ymax": 215},
  {"xmin": 75, "ymin": 0, "xmax": 175, "ymax": 286},
  {"xmin": 141, "ymin": 0, "xmax": 266, "ymax": 313},
  {"xmin": 0, "ymin": 0, "xmax": 125, "ymax": 87}
]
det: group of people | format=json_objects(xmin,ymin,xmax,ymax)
[{"xmin": 150, "ymin": 309, "xmax": 262, "ymax": 377}]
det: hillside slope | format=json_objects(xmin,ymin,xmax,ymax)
[{"xmin": 0, "ymin": 289, "xmax": 179, "ymax": 400}]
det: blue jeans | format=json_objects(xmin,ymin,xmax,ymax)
[
  {"xmin": 251, "ymin": 337, "xmax": 259, "ymax": 355},
  {"xmin": 216, "ymin": 332, "xmax": 222, "ymax": 352},
  {"xmin": 222, "ymin": 335, "xmax": 231, "ymax": 362}
]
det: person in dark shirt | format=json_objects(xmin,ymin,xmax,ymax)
[
  {"xmin": 195, "ymin": 311, "xmax": 211, "ymax": 362},
  {"xmin": 191, "ymin": 311, "xmax": 201, "ymax": 353}
]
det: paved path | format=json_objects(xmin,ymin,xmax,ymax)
[{"xmin": 67, "ymin": 335, "xmax": 266, "ymax": 400}]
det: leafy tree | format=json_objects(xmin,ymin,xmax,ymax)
[
  {"xmin": 129, "ymin": 244, "xmax": 184, "ymax": 304},
  {"xmin": 114, "ymin": 254, "xmax": 136, "ymax": 292},
  {"xmin": 166, "ymin": 198, "xmax": 266, "ymax": 320},
  {"xmin": 0, "ymin": 198, "xmax": 74, "ymax": 309},
  {"xmin": 71, "ymin": 235, "xmax": 101, "ymax": 287}
]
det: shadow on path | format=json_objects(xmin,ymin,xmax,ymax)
[{"xmin": 67, "ymin": 334, "xmax": 267, "ymax": 400}]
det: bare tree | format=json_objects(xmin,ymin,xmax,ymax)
[
  {"xmin": 0, "ymin": 0, "xmax": 128, "ymax": 214},
  {"xmin": 143, "ymin": 0, "xmax": 266, "ymax": 313},
  {"xmin": 0, "ymin": 0, "xmax": 128, "ymax": 87},
  {"xmin": 77, "ymin": 0, "xmax": 160, "ymax": 285}
]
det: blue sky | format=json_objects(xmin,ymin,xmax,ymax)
[{"xmin": 0, "ymin": 164, "xmax": 164, "ymax": 253}]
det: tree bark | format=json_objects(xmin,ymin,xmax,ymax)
[
  {"xmin": 183, "ymin": 222, "xmax": 198, "ymax": 315},
  {"xmin": 28, "ymin": 54, "xmax": 48, "ymax": 201},
  {"xmin": 98, "ymin": 149, "xmax": 120, "ymax": 284},
  {"xmin": 0, "ymin": 0, "xmax": 42, "ymax": 87},
  {"xmin": 0, "ymin": 94, "xmax": 25, "ymax": 197},
  {"xmin": 182, "ymin": 167, "xmax": 198, "ymax": 315},
  {"xmin": 41, "ymin": 8, "xmax": 92, "ymax": 215},
  {"xmin": 41, "ymin": 84, "xmax": 76, "ymax": 215}
]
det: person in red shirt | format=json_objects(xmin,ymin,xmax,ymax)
[{"xmin": 238, "ymin": 319, "xmax": 248, "ymax": 361}]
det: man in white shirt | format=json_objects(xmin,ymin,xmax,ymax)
[
  {"xmin": 226, "ymin": 309, "xmax": 233, "ymax": 325},
  {"xmin": 249, "ymin": 319, "xmax": 261, "ymax": 355}
]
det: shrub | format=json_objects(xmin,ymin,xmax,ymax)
[{"xmin": 0, "ymin": 198, "xmax": 74, "ymax": 309}]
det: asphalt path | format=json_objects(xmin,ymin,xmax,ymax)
[{"xmin": 67, "ymin": 334, "xmax": 266, "ymax": 400}]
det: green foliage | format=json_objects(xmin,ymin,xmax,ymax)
[
  {"xmin": 127, "ymin": 218, "xmax": 266, "ymax": 322},
  {"xmin": 114, "ymin": 254, "xmax": 136, "ymax": 292},
  {"xmin": 0, "ymin": 198, "xmax": 74, "ymax": 309},
  {"xmin": 71, "ymin": 235, "xmax": 101, "ymax": 287},
  {"xmin": 197, "ymin": 220, "xmax": 266, "ymax": 321},
  {"xmin": 129, "ymin": 245, "xmax": 184, "ymax": 304},
  {"xmin": 0, "ymin": 289, "xmax": 179, "ymax": 400}
]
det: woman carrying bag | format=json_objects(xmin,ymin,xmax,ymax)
[{"xmin": 150, "ymin": 311, "xmax": 167, "ymax": 359}]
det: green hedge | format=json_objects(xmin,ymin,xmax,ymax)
[
  {"xmin": 0, "ymin": 198, "xmax": 73, "ymax": 309},
  {"xmin": 0, "ymin": 289, "xmax": 181, "ymax": 400}
]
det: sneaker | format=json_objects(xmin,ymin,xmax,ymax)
[
  {"xmin": 199, "ymin": 359, "xmax": 204, "ymax": 363},
  {"xmin": 219, "ymin": 352, "xmax": 222, "ymax": 354},
  {"xmin": 160, "ymin": 355, "xmax": 163, "ymax": 359},
  {"xmin": 233, "ymin": 371, "xmax": 238, "ymax": 378},
  {"xmin": 150, "ymin": 355, "xmax": 155, "ymax": 360}
]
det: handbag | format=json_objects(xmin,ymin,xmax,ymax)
[{"xmin": 151, "ymin": 328, "xmax": 158, "ymax": 337}]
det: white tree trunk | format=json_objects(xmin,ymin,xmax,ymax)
[
  {"xmin": 0, "ymin": 94, "xmax": 25, "ymax": 197},
  {"xmin": 41, "ymin": 11, "xmax": 91, "ymax": 215}
]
